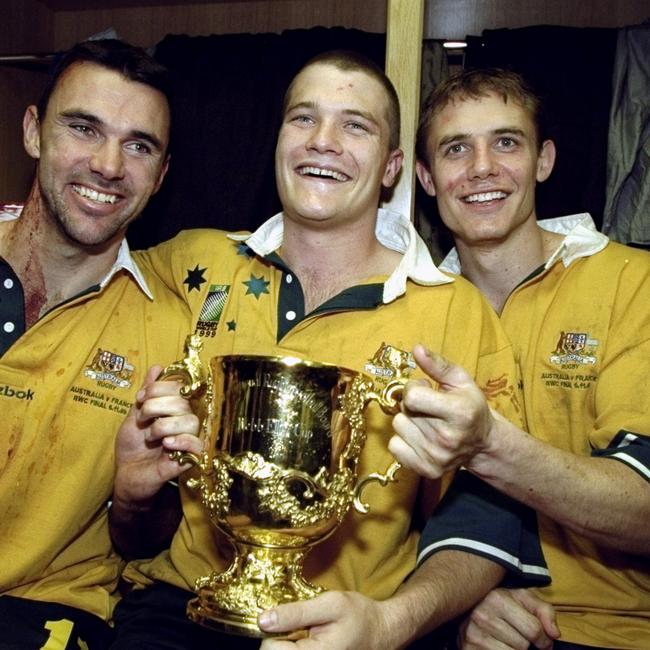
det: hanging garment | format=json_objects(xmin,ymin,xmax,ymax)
[{"xmin": 603, "ymin": 22, "xmax": 650, "ymax": 247}]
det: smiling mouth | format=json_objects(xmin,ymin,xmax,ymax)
[
  {"xmin": 297, "ymin": 166, "xmax": 350, "ymax": 182},
  {"xmin": 463, "ymin": 191, "xmax": 508, "ymax": 204},
  {"xmin": 72, "ymin": 184, "xmax": 119, "ymax": 205}
]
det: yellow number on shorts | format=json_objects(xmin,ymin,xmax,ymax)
[{"xmin": 41, "ymin": 618, "xmax": 89, "ymax": 650}]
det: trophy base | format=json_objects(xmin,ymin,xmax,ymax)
[
  {"xmin": 187, "ymin": 594, "xmax": 308, "ymax": 640},
  {"xmin": 187, "ymin": 596, "xmax": 265, "ymax": 638},
  {"xmin": 188, "ymin": 542, "xmax": 322, "ymax": 638}
]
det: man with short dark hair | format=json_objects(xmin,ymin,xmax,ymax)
[
  {"xmin": 110, "ymin": 52, "xmax": 548, "ymax": 649},
  {"xmin": 0, "ymin": 39, "xmax": 195, "ymax": 649},
  {"xmin": 394, "ymin": 67, "xmax": 650, "ymax": 649}
]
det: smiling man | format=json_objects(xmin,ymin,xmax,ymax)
[
  {"xmin": 398, "ymin": 68, "xmax": 650, "ymax": 649},
  {"xmin": 0, "ymin": 40, "xmax": 194, "ymax": 649},
  {"xmin": 110, "ymin": 52, "xmax": 549, "ymax": 649}
]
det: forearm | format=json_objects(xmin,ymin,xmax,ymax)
[
  {"xmin": 109, "ymin": 481, "xmax": 182, "ymax": 559},
  {"xmin": 470, "ymin": 418, "xmax": 650, "ymax": 555},
  {"xmin": 377, "ymin": 550, "xmax": 506, "ymax": 648}
]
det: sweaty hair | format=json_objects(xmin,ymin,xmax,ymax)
[
  {"xmin": 416, "ymin": 67, "xmax": 544, "ymax": 165},
  {"xmin": 282, "ymin": 50, "xmax": 401, "ymax": 151},
  {"xmin": 37, "ymin": 38, "xmax": 171, "ymax": 121}
]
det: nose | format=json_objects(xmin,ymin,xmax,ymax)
[
  {"xmin": 89, "ymin": 139, "xmax": 125, "ymax": 180},
  {"xmin": 469, "ymin": 143, "xmax": 499, "ymax": 179},
  {"xmin": 306, "ymin": 120, "xmax": 342, "ymax": 155}
]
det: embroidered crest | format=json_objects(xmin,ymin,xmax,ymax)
[
  {"xmin": 195, "ymin": 284, "xmax": 230, "ymax": 338},
  {"xmin": 550, "ymin": 331, "xmax": 599, "ymax": 366},
  {"xmin": 84, "ymin": 348, "xmax": 134, "ymax": 388}
]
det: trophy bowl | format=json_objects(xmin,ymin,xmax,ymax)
[{"xmin": 162, "ymin": 336, "xmax": 413, "ymax": 637}]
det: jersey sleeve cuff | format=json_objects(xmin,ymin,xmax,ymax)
[
  {"xmin": 593, "ymin": 430, "xmax": 650, "ymax": 483},
  {"xmin": 416, "ymin": 470, "xmax": 550, "ymax": 588}
]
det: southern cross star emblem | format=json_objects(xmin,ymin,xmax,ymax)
[
  {"xmin": 227, "ymin": 320, "xmax": 237, "ymax": 331},
  {"xmin": 183, "ymin": 265, "xmax": 207, "ymax": 292},
  {"xmin": 243, "ymin": 274, "xmax": 270, "ymax": 299}
]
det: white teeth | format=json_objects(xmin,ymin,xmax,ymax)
[
  {"xmin": 299, "ymin": 166, "xmax": 348, "ymax": 182},
  {"xmin": 73, "ymin": 185, "xmax": 118, "ymax": 204},
  {"xmin": 464, "ymin": 191, "xmax": 507, "ymax": 203}
]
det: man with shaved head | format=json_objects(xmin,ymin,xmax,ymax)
[{"xmin": 110, "ymin": 53, "xmax": 548, "ymax": 649}]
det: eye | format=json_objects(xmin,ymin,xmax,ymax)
[
  {"xmin": 444, "ymin": 143, "xmax": 466, "ymax": 156},
  {"xmin": 497, "ymin": 136, "xmax": 518, "ymax": 149},
  {"xmin": 345, "ymin": 121, "xmax": 369, "ymax": 133},
  {"xmin": 290, "ymin": 114, "xmax": 314, "ymax": 126},
  {"xmin": 125, "ymin": 141, "xmax": 152, "ymax": 155},
  {"xmin": 70, "ymin": 123, "xmax": 95, "ymax": 137}
]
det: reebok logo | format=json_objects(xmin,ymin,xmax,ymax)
[{"xmin": 0, "ymin": 385, "xmax": 34, "ymax": 400}]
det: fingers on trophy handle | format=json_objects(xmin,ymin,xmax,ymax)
[
  {"xmin": 157, "ymin": 334, "xmax": 208, "ymax": 398},
  {"xmin": 158, "ymin": 335, "xmax": 208, "ymax": 466},
  {"xmin": 352, "ymin": 460, "xmax": 402, "ymax": 514}
]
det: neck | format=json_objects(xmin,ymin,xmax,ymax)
[
  {"xmin": 0, "ymin": 182, "xmax": 123, "ymax": 326},
  {"xmin": 280, "ymin": 214, "xmax": 401, "ymax": 313},
  {"xmin": 455, "ymin": 220, "xmax": 563, "ymax": 314}
]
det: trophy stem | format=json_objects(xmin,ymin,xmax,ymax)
[{"xmin": 188, "ymin": 541, "xmax": 323, "ymax": 638}]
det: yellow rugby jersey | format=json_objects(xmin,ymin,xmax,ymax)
[
  {"xmin": 127, "ymin": 209, "xmax": 524, "ymax": 601},
  {"xmin": 444, "ymin": 213, "xmax": 650, "ymax": 649},
  {"xmin": 0, "ymin": 218, "xmax": 190, "ymax": 621}
]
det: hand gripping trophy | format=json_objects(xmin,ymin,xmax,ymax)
[{"xmin": 161, "ymin": 336, "xmax": 415, "ymax": 637}]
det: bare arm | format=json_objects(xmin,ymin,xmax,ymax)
[
  {"xmin": 391, "ymin": 345, "xmax": 650, "ymax": 556},
  {"xmin": 469, "ymin": 412, "xmax": 650, "ymax": 556},
  {"xmin": 109, "ymin": 365, "xmax": 202, "ymax": 559},
  {"xmin": 257, "ymin": 551, "xmax": 505, "ymax": 650}
]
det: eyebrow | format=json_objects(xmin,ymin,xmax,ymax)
[
  {"xmin": 59, "ymin": 109, "xmax": 165, "ymax": 152},
  {"xmin": 438, "ymin": 126, "xmax": 527, "ymax": 149},
  {"xmin": 285, "ymin": 101, "xmax": 380, "ymax": 128}
]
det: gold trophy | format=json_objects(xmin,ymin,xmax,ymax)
[{"xmin": 161, "ymin": 336, "xmax": 414, "ymax": 637}]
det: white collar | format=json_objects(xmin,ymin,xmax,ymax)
[
  {"xmin": 538, "ymin": 213, "xmax": 609, "ymax": 269},
  {"xmin": 103, "ymin": 238, "xmax": 154, "ymax": 299},
  {"xmin": 440, "ymin": 213, "xmax": 609, "ymax": 275},
  {"xmin": 0, "ymin": 202, "xmax": 153, "ymax": 299},
  {"xmin": 228, "ymin": 208, "xmax": 452, "ymax": 303}
]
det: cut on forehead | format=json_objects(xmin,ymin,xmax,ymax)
[{"xmin": 282, "ymin": 51, "xmax": 401, "ymax": 150}]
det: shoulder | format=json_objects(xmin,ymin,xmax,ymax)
[
  {"xmin": 134, "ymin": 228, "xmax": 247, "ymax": 265},
  {"xmin": 576, "ymin": 240, "xmax": 650, "ymax": 284}
]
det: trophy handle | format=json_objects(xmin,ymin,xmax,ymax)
[
  {"xmin": 157, "ymin": 334, "xmax": 208, "ymax": 398},
  {"xmin": 351, "ymin": 358, "xmax": 409, "ymax": 514},
  {"xmin": 365, "ymin": 380, "xmax": 404, "ymax": 415},
  {"xmin": 157, "ymin": 334, "xmax": 209, "ymax": 466},
  {"xmin": 352, "ymin": 460, "xmax": 401, "ymax": 514},
  {"xmin": 168, "ymin": 450, "xmax": 202, "ymax": 467}
]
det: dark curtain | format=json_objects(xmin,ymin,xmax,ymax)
[
  {"xmin": 128, "ymin": 27, "xmax": 385, "ymax": 250},
  {"xmin": 464, "ymin": 26, "xmax": 618, "ymax": 229}
]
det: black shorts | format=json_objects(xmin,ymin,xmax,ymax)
[
  {"xmin": 110, "ymin": 581, "xmax": 455, "ymax": 649},
  {"xmin": 110, "ymin": 582, "xmax": 259, "ymax": 649},
  {"xmin": 0, "ymin": 595, "xmax": 113, "ymax": 650}
]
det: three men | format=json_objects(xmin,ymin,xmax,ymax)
[
  {"xmin": 0, "ymin": 40, "xmax": 192, "ymax": 648},
  {"xmin": 109, "ymin": 53, "xmax": 547, "ymax": 648},
  {"xmin": 395, "ymin": 68, "xmax": 650, "ymax": 649}
]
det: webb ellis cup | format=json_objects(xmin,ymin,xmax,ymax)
[{"xmin": 161, "ymin": 335, "xmax": 414, "ymax": 637}]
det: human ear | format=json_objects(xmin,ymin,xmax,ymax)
[
  {"xmin": 416, "ymin": 159, "xmax": 436, "ymax": 197},
  {"xmin": 382, "ymin": 148, "xmax": 404, "ymax": 188},
  {"xmin": 536, "ymin": 140, "xmax": 556, "ymax": 183},
  {"xmin": 23, "ymin": 106, "xmax": 41, "ymax": 160}
]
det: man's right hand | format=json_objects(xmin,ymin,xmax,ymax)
[
  {"xmin": 459, "ymin": 588, "xmax": 559, "ymax": 650},
  {"xmin": 113, "ymin": 365, "xmax": 202, "ymax": 510},
  {"xmin": 390, "ymin": 344, "xmax": 495, "ymax": 479}
]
